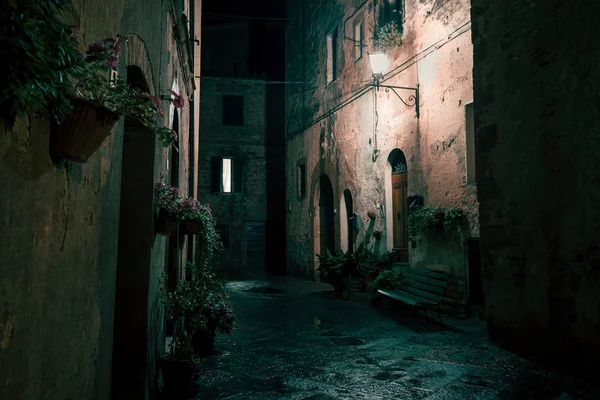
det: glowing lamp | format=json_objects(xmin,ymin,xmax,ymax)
[{"xmin": 369, "ymin": 52, "xmax": 389, "ymax": 78}]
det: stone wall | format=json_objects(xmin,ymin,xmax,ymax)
[
  {"xmin": 0, "ymin": 1, "xmax": 200, "ymax": 399},
  {"xmin": 198, "ymin": 77, "xmax": 268, "ymax": 275},
  {"xmin": 471, "ymin": 0, "xmax": 600, "ymax": 368},
  {"xmin": 285, "ymin": 0, "xmax": 478, "ymax": 297}
]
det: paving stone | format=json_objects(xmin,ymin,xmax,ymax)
[{"xmin": 193, "ymin": 276, "xmax": 600, "ymax": 399}]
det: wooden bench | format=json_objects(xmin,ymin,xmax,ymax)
[{"xmin": 378, "ymin": 267, "xmax": 447, "ymax": 323}]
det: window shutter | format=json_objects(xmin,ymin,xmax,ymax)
[
  {"xmin": 210, "ymin": 157, "xmax": 221, "ymax": 193},
  {"xmin": 234, "ymin": 158, "xmax": 243, "ymax": 193}
]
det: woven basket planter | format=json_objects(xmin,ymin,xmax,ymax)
[{"xmin": 50, "ymin": 97, "xmax": 119, "ymax": 163}]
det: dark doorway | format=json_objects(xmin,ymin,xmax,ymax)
[
  {"xmin": 390, "ymin": 150, "xmax": 408, "ymax": 262},
  {"xmin": 319, "ymin": 175, "xmax": 335, "ymax": 256},
  {"xmin": 467, "ymin": 237, "xmax": 484, "ymax": 307},
  {"xmin": 343, "ymin": 189, "xmax": 354, "ymax": 254},
  {"xmin": 246, "ymin": 221, "xmax": 266, "ymax": 278},
  {"xmin": 111, "ymin": 67, "xmax": 156, "ymax": 399},
  {"xmin": 166, "ymin": 111, "xmax": 181, "ymax": 335}
]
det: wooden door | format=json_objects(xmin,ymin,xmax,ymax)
[{"xmin": 392, "ymin": 172, "xmax": 408, "ymax": 261}]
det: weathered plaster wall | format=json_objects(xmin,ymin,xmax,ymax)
[
  {"xmin": 286, "ymin": 0, "xmax": 477, "ymax": 291},
  {"xmin": 0, "ymin": 1, "xmax": 198, "ymax": 399},
  {"xmin": 198, "ymin": 77, "xmax": 268, "ymax": 274},
  {"xmin": 471, "ymin": 0, "xmax": 600, "ymax": 368}
]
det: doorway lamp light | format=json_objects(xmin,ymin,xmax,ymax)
[{"xmin": 368, "ymin": 52, "xmax": 420, "ymax": 118}]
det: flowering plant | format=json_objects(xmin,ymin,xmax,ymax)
[
  {"xmin": 154, "ymin": 182, "xmax": 184, "ymax": 217},
  {"xmin": 203, "ymin": 292, "xmax": 235, "ymax": 335},
  {"xmin": 74, "ymin": 35, "xmax": 185, "ymax": 147},
  {"xmin": 0, "ymin": 0, "xmax": 86, "ymax": 123},
  {"xmin": 0, "ymin": 1, "xmax": 184, "ymax": 147},
  {"xmin": 179, "ymin": 198, "xmax": 213, "ymax": 221},
  {"xmin": 373, "ymin": 21, "xmax": 403, "ymax": 52}
]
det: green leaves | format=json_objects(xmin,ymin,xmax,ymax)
[{"xmin": 407, "ymin": 205, "xmax": 463, "ymax": 236}]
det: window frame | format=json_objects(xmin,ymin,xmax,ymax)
[
  {"xmin": 210, "ymin": 156, "xmax": 244, "ymax": 195},
  {"xmin": 465, "ymin": 102, "xmax": 476, "ymax": 185},
  {"xmin": 353, "ymin": 19, "xmax": 364, "ymax": 62},
  {"xmin": 326, "ymin": 28, "xmax": 338, "ymax": 84},
  {"xmin": 297, "ymin": 160, "xmax": 307, "ymax": 199},
  {"xmin": 221, "ymin": 94, "xmax": 245, "ymax": 127}
]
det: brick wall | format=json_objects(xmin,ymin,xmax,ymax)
[
  {"xmin": 285, "ymin": 0, "xmax": 478, "ymax": 297},
  {"xmin": 472, "ymin": 0, "xmax": 600, "ymax": 369},
  {"xmin": 198, "ymin": 77, "xmax": 268, "ymax": 274},
  {"xmin": 0, "ymin": 1, "xmax": 200, "ymax": 399}
]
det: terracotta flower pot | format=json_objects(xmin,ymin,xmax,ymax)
[
  {"xmin": 180, "ymin": 219, "xmax": 199, "ymax": 234},
  {"xmin": 155, "ymin": 209, "xmax": 180, "ymax": 235},
  {"xmin": 50, "ymin": 96, "xmax": 119, "ymax": 163},
  {"xmin": 373, "ymin": 230, "xmax": 382, "ymax": 239}
]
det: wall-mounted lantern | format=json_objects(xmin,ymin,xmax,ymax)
[{"xmin": 368, "ymin": 52, "xmax": 420, "ymax": 118}]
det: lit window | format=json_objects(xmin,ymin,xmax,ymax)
[{"xmin": 211, "ymin": 157, "xmax": 244, "ymax": 194}]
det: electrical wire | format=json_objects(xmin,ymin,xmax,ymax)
[
  {"xmin": 203, "ymin": 12, "xmax": 288, "ymax": 21},
  {"xmin": 285, "ymin": 20, "xmax": 472, "ymax": 140}
]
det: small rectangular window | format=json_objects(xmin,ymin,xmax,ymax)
[
  {"xmin": 222, "ymin": 158, "xmax": 232, "ymax": 193},
  {"xmin": 222, "ymin": 94, "xmax": 244, "ymax": 126},
  {"xmin": 382, "ymin": 0, "xmax": 404, "ymax": 27},
  {"xmin": 327, "ymin": 29, "xmax": 338, "ymax": 83},
  {"xmin": 211, "ymin": 157, "xmax": 244, "ymax": 194},
  {"xmin": 354, "ymin": 21, "xmax": 363, "ymax": 60},
  {"xmin": 298, "ymin": 163, "xmax": 306, "ymax": 198},
  {"xmin": 465, "ymin": 103, "xmax": 476, "ymax": 184}
]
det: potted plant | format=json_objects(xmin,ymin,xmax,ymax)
[
  {"xmin": 316, "ymin": 249, "xmax": 350, "ymax": 294},
  {"xmin": 50, "ymin": 34, "xmax": 185, "ymax": 162},
  {"xmin": 373, "ymin": 21, "xmax": 403, "ymax": 52},
  {"xmin": 154, "ymin": 182, "xmax": 183, "ymax": 235},
  {"xmin": 159, "ymin": 262, "xmax": 220, "ymax": 399},
  {"xmin": 1, "ymin": 2, "xmax": 185, "ymax": 162},
  {"xmin": 0, "ymin": 1, "xmax": 84, "ymax": 125},
  {"xmin": 179, "ymin": 198, "xmax": 213, "ymax": 235},
  {"xmin": 191, "ymin": 292, "xmax": 235, "ymax": 356}
]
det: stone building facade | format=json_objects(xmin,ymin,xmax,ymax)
[
  {"xmin": 0, "ymin": 1, "xmax": 202, "ymax": 399},
  {"xmin": 199, "ymin": 18, "xmax": 286, "ymax": 277},
  {"xmin": 285, "ymin": 0, "xmax": 478, "ymax": 308},
  {"xmin": 471, "ymin": 0, "xmax": 600, "ymax": 370}
]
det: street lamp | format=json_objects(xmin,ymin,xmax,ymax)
[
  {"xmin": 368, "ymin": 52, "xmax": 389, "ymax": 80},
  {"xmin": 367, "ymin": 52, "xmax": 420, "ymax": 119}
]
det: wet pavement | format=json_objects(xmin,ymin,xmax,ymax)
[{"xmin": 194, "ymin": 277, "xmax": 600, "ymax": 400}]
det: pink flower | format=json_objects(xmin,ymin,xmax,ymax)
[
  {"xmin": 169, "ymin": 90, "xmax": 185, "ymax": 108},
  {"xmin": 107, "ymin": 57, "xmax": 119, "ymax": 69},
  {"xmin": 88, "ymin": 39, "xmax": 105, "ymax": 53},
  {"xmin": 113, "ymin": 36, "xmax": 122, "ymax": 55}
]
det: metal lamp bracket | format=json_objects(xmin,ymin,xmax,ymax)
[{"xmin": 372, "ymin": 80, "xmax": 420, "ymax": 119}]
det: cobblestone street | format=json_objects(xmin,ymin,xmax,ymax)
[{"xmin": 194, "ymin": 277, "xmax": 600, "ymax": 400}]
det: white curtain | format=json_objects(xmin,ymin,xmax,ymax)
[{"xmin": 222, "ymin": 158, "xmax": 232, "ymax": 193}]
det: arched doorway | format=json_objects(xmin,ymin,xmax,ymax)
[
  {"xmin": 390, "ymin": 149, "xmax": 408, "ymax": 262},
  {"xmin": 314, "ymin": 175, "xmax": 335, "ymax": 278},
  {"xmin": 112, "ymin": 66, "xmax": 156, "ymax": 399},
  {"xmin": 342, "ymin": 189, "xmax": 354, "ymax": 254},
  {"xmin": 166, "ymin": 110, "xmax": 180, "ymax": 336}
]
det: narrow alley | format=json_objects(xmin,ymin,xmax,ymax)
[{"xmin": 193, "ymin": 277, "xmax": 600, "ymax": 400}]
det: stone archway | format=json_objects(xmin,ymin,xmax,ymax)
[
  {"xmin": 111, "ymin": 63, "xmax": 157, "ymax": 398},
  {"xmin": 313, "ymin": 174, "xmax": 335, "ymax": 280},
  {"xmin": 385, "ymin": 149, "xmax": 409, "ymax": 262},
  {"xmin": 340, "ymin": 189, "xmax": 354, "ymax": 254}
]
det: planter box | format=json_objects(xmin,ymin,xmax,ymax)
[
  {"xmin": 155, "ymin": 209, "xmax": 180, "ymax": 235},
  {"xmin": 50, "ymin": 97, "xmax": 119, "ymax": 163},
  {"xmin": 180, "ymin": 219, "xmax": 199, "ymax": 235}
]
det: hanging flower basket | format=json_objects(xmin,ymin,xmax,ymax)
[
  {"xmin": 49, "ymin": 96, "xmax": 119, "ymax": 162},
  {"xmin": 155, "ymin": 208, "xmax": 180, "ymax": 235},
  {"xmin": 180, "ymin": 219, "xmax": 200, "ymax": 235}
]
